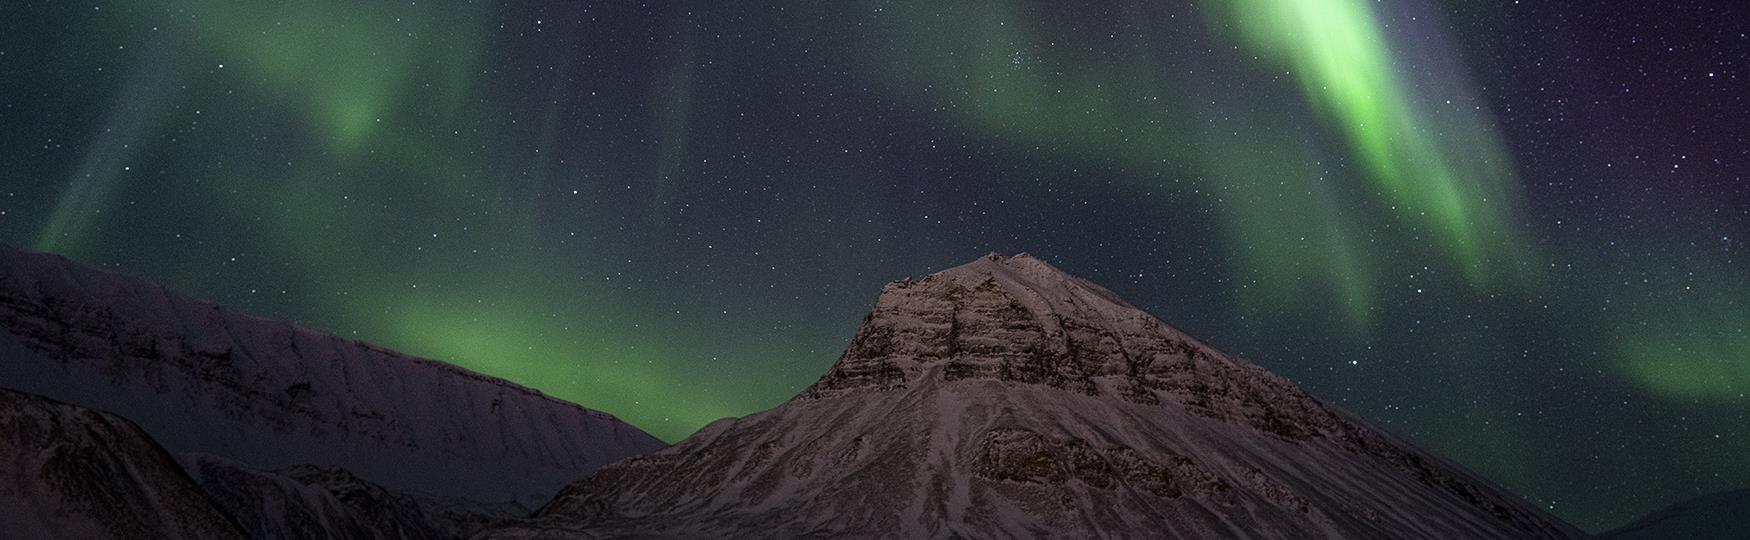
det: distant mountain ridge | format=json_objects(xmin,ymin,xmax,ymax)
[
  {"xmin": 0, "ymin": 244, "xmax": 665, "ymax": 508},
  {"xmin": 1603, "ymin": 488, "xmax": 1750, "ymax": 539},
  {"xmin": 0, "ymin": 388, "xmax": 243, "ymax": 539},
  {"xmin": 0, "ymin": 247, "xmax": 1588, "ymax": 538},
  {"xmin": 482, "ymin": 253, "xmax": 1585, "ymax": 538},
  {"xmin": 179, "ymin": 453, "xmax": 528, "ymax": 539}
]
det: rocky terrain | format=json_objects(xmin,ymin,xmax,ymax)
[
  {"xmin": 0, "ymin": 245, "xmax": 665, "ymax": 508},
  {"xmin": 0, "ymin": 385, "xmax": 533, "ymax": 540},
  {"xmin": 0, "ymin": 244, "xmax": 673, "ymax": 538},
  {"xmin": 0, "ymin": 388, "xmax": 243, "ymax": 539},
  {"xmin": 0, "ymin": 247, "xmax": 1590, "ymax": 538},
  {"xmin": 179, "ymin": 453, "xmax": 526, "ymax": 540},
  {"xmin": 482, "ymin": 253, "xmax": 1585, "ymax": 539}
]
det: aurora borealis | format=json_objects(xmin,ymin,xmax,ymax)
[{"xmin": 1, "ymin": 0, "xmax": 1744, "ymax": 532}]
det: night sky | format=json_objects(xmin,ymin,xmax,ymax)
[{"xmin": 1, "ymin": 0, "xmax": 1745, "ymax": 532}]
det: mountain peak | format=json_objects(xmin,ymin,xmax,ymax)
[
  {"xmin": 951, "ymin": 251, "xmax": 1073, "ymax": 283},
  {"xmin": 484, "ymin": 253, "xmax": 1582, "ymax": 538},
  {"xmin": 803, "ymin": 251, "xmax": 1189, "ymax": 403},
  {"xmin": 885, "ymin": 252, "xmax": 1071, "ymax": 296}
]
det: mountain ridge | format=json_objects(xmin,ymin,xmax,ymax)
[
  {"xmin": 0, "ymin": 388, "xmax": 245, "ymax": 539},
  {"xmin": 2, "ymin": 246, "xmax": 596, "ymax": 416},
  {"xmin": 1602, "ymin": 488, "xmax": 1750, "ymax": 539},
  {"xmin": 0, "ymin": 244, "xmax": 665, "ymax": 507},
  {"xmin": 483, "ymin": 252, "xmax": 1583, "ymax": 538}
]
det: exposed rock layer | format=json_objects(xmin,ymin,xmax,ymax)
[{"xmin": 485, "ymin": 253, "xmax": 1583, "ymax": 539}]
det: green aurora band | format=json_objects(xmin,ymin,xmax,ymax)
[
  {"xmin": 29, "ymin": 0, "xmax": 805, "ymax": 439},
  {"xmin": 867, "ymin": 0, "xmax": 1535, "ymax": 327},
  {"xmin": 8, "ymin": 2, "xmax": 1745, "ymax": 530},
  {"xmin": 1212, "ymin": 0, "xmax": 1531, "ymax": 280}
]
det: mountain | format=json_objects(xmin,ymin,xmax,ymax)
[
  {"xmin": 0, "ymin": 388, "xmax": 243, "ymax": 539},
  {"xmin": 1602, "ymin": 488, "xmax": 1750, "ymax": 539},
  {"xmin": 483, "ymin": 252, "xmax": 1584, "ymax": 538},
  {"xmin": 0, "ymin": 384, "xmax": 523, "ymax": 540},
  {"xmin": 179, "ymin": 453, "xmax": 526, "ymax": 539},
  {"xmin": 0, "ymin": 245, "xmax": 665, "ymax": 508}
]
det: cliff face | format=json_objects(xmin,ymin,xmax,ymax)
[
  {"xmin": 801, "ymin": 251, "xmax": 1339, "ymax": 441},
  {"xmin": 485, "ymin": 253, "xmax": 1583, "ymax": 539},
  {"xmin": 0, "ymin": 245, "xmax": 665, "ymax": 507},
  {"xmin": 0, "ymin": 388, "xmax": 243, "ymax": 540}
]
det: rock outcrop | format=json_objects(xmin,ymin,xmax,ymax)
[
  {"xmin": 483, "ymin": 253, "xmax": 1584, "ymax": 539},
  {"xmin": 0, "ymin": 388, "xmax": 243, "ymax": 539},
  {"xmin": 179, "ymin": 453, "xmax": 525, "ymax": 540}
]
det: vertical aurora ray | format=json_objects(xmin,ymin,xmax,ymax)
[
  {"xmin": 18, "ymin": 0, "xmax": 783, "ymax": 441},
  {"xmin": 7, "ymin": 2, "xmax": 1743, "ymax": 529},
  {"xmin": 650, "ymin": 3, "xmax": 702, "ymax": 223},
  {"xmin": 1204, "ymin": 0, "xmax": 1533, "ymax": 284},
  {"xmin": 35, "ymin": 44, "xmax": 182, "ymax": 256},
  {"xmin": 180, "ymin": 0, "xmax": 488, "ymax": 154},
  {"xmin": 1198, "ymin": 126, "xmax": 1380, "ymax": 329},
  {"xmin": 863, "ymin": 0, "xmax": 1535, "ymax": 328}
]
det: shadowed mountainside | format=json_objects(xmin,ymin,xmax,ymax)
[
  {"xmin": 0, "ymin": 245, "xmax": 665, "ymax": 508},
  {"xmin": 483, "ymin": 253, "xmax": 1584, "ymax": 539}
]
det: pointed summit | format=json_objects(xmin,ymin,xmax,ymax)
[
  {"xmin": 803, "ymin": 252, "xmax": 1312, "ymax": 440},
  {"xmin": 801, "ymin": 250, "xmax": 1152, "ymax": 399},
  {"xmin": 485, "ymin": 253, "xmax": 1583, "ymax": 538}
]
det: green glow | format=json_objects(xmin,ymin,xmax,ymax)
[
  {"xmin": 35, "ymin": 50, "xmax": 181, "ymax": 256},
  {"xmin": 1202, "ymin": 131, "xmax": 1377, "ymax": 330},
  {"xmin": 5, "ymin": 2, "xmax": 1741, "ymax": 532},
  {"xmin": 1208, "ymin": 0, "xmax": 1531, "ymax": 282},
  {"xmin": 383, "ymin": 295, "xmax": 737, "ymax": 438},
  {"xmin": 27, "ymin": 0, "xmax": 775, "ymax": 442},
  {"xmin": 1621, "ymin": 338, "xmax": 1750, "ymax": 399},
  {"xmin": 1617, "ymin": 305, "xmax": 1750, "ymax": 401},
  {"xmin": 864, "ymin": 0, "xmax": 1535, "ymax": 328},
  {"xmin": 38, "ymin": 0, "xmax": 486, "ymax": 254},
  {"xmin": 185, "ymin": 1, "xmax": 484, "ymax": 153}
]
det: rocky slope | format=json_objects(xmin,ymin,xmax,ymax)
[
  {"xmin": 179, "ymin": 453, "xmax": 526, "ymax": 540},
  {"xmin": 0, "ymin": 245, "xmax": 665, "ymax": 507},
  {"xmin": 483, "ymin": 253, "xmax": 1584, "ymax": 538},
  {"xmin": 0, "ymin": 388, "xmax": 243, "ymax": 539}
]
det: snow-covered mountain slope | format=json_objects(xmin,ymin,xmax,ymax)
[
  {"xmin": 1602, "ymin": 488, "xmax": 1750, "ymax": 539},
  {"xmin": 0, "ymin": 388, "xmax": 243, "ymax": 539},
  {"xmin": 180, "ymin": 453, "xmax": 526, "ymax": 540},
  {"xmin": 0, "ymin": 245, "xmax": 665, "ymax": 507},
  {"xmin": 483, "ymin": 253, "xmax": 1584, "ymax": 538}
]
